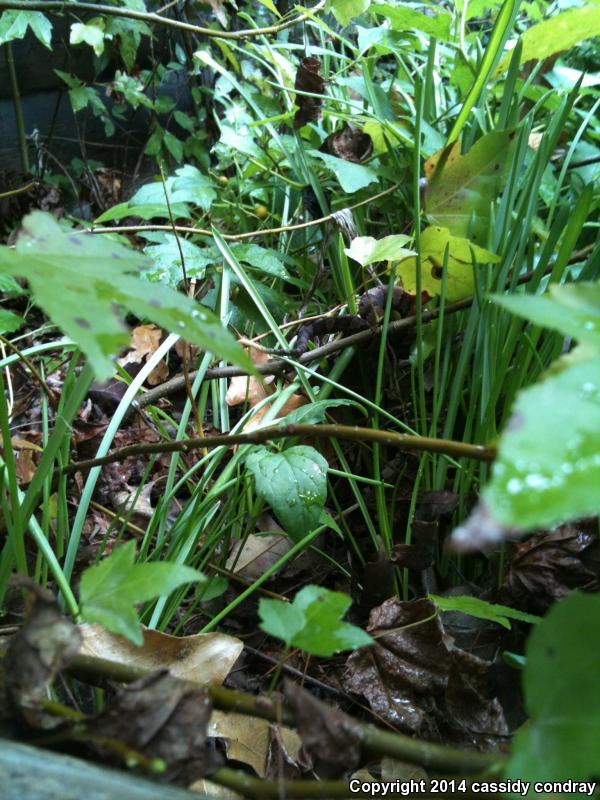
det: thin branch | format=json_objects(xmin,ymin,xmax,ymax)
[
  {"xmin": 88, "ymin": 183, "xmax": 400, "ymax": 240},
  {"xmin": 62, "ymin": 423, "xmax": 495, "ymax": 475},
  {"xmin": 67, "ymin": 652, "xmax": 502, "ymax": 775},
  {"xmin": 0, "ymin": 0, "xmax": 324, "ymax": 39},
  {"xmin": 134, "ymin": 243, "xmax": 598, "ymax": 410}
]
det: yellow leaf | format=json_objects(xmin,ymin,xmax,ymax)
[{"xmin": 395, "ymin": 226, "xmax": 499, "ymax": 302}]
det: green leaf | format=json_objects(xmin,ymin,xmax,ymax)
[
  {"xmin": 373, "ymin": 4, "xmax": 452, "ymax": 41},
  {"xmin": 258, "ymin": 585, "xmax": 373, "ymax": 657},
  {"xmin": 245, "ymin": 445, "xmax": 329, "ymax": 541},
  {"xmin": 496, "ymin": 6, "xmax": 600, "ymax": 76},
  {"xmin": 0, "ymin": 211, "xmax": 252, "ymax": 382},
  {"xmin": 70, "ymin": 21, "xmax": 105, "ymax": 56},
  {"xmin": 309, "ymin": 151, "xmax": 378, "ymax": 194},
  {"xmin": 485, "ymin": 356, "xmax": 600, "ymax": 530},
  {"xmin": 230, "ymin": 244, "xmax": 287, "ymax": 279},
  {"xmin": 329, "ymin": 0, "xmax": 371, "ymax": 27},
  {"xmin": 144, "ymin": 237, "xmax": 214, "ymax": 287},
  {"xmin": 493, "ymin": 282, "xmax": 600, "ymax": 350},
  {"xmin": 0, "ymin": 309, "xmax": 24, "ymax": 334},
  {"xmin": 396, "ymin": 226, "xmax": 499, "ymax": 302},
  {"xmin": 507, "ymin": 592, "xmax": 600, "ymax": 781},
  {"xmin": 164, "ymin": 131, "xmax": 184, "ymax": 163},
  {"xmin": 0, "ymin": 10, "xmax": 52, "ymax": 48},
  {"xmin": 345, "ymin": 235, "xmax": 415, "ymax": 266},
  {"xmin": 430, "ymin": 595, "xmax": 540, "ymax": 629},
  {"xmin": 279, "ymin": 399, "xmax": 365, "ymax": 425},
  {"xmin": 426, "ymin": 130, "xmax": 514, "ymax": 241},
  {"xmin": 95, "ymin": 202, "xmax": 191, "ymax": 223},
  {"xmin": 79, "ymin": 540, "xmax": 203, "ymax": 645}
]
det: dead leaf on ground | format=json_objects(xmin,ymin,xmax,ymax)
[
  {"xmin": 284, "ymin": 680, "xmax": 363, "ymax": 778},
  {"xmin": 4, "ymin": 584, "xmax": 81, "ymax": 728},
  {"xmin": 344, "ymin": 597, "xmax": 508, "ymax": 749},
  {"xmin": 294, "ymin": 57, "xmax": 325, "ymax": 129},
  {"xmin": 226, "ymin": 348, "xmax": 275, "ymax": 407},
  {"xmin": 78, "ymin": 624, "xmax": 243, "ymax": 686},
  {"xmin": 94, "ymin": 670, "xmax": 217, "ymax": 783},
  {"xmin": 498, "ymin": 521, "xmax": 600, "ymax": 614},
  {"xmin": 226, "ymin": 533, "xmax": 293, "ymax": 581},
  {"xmin": 322, "ymin": 124, "xmax": 372, "ymax": 163},
  {"xmin": 118, "ymin": 324, "xmax": 169, "ymax": 384},
  {"xmin": 209, "ymin": 711, "xmax": 300, "ymax": 778}
]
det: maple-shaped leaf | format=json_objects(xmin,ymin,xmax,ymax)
[
  {"xmin": 79, "ymin": 541, "xmax": 204, "ymax": 645},
  {"xmin": 395, "ymin": 226, "xmax": 499, "ymax": 302},
  {"xmin": 0, "ymin": 211, "xmax": 251, "ymax": 381},
  {"xmin": 259, "ymin": 585, "xmax": 373, "ymax": 657}
]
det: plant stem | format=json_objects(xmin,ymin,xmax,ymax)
[
  {"xmin": 0, "ymin": 0, "xmax": 324, "ymax": 40},
  {"xmin": 62, "ymin": 423, "xmax": 495, "ymax": 476},
  {"xmin": 4, "ymin": 41, "xmax": 28, "ymax": 174}
]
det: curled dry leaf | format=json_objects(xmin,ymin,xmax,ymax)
[
  {"xmin": 284, "ymin": 680, "xmax": 363, "ymax": 778},
  {"xmin": 226, "ymin": 533, "xmax": 293, "ymax": 581},
  {"xmin": 294, "ymin": 57, "xmax": 325, "ymax": 129},
  {"xmin": 94, "ymin": 670, "xmax": 217, "ymax": 783},
  {"xmin": 4, "ymin": 584, "xmax": 81, "ymax": 728},
  {"xmin": 78, "ymin": 623, "xmax": 243, "ymax": 686},
  {"xmin": 344, "ymin": 598, "xmax": 508, "ymax": 749}
]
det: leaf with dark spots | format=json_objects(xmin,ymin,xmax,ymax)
[
  {"xmin": 75, "ymin": 317, "xmax": 91, "ymax": 329},
  {"xmin": 498, "ymin": 522, "xmax": 600, "ymax": 615},
  {"xmin": 284, "ymin": 680, "xmax": 363, "ymax": 778},
  {"xmin": 294, "ymin": 57, "xmax": 325, "ymax": 129},
  {"xmin": 321, "ymin": 124, "xmax": 372, "ymax": 163},
  {"xmin": 344, "ymin": 597, "xmax": 508, "ymax": 748},
  {"xmin": 68, "ymin": 235, "xmax": 83, "ymax": 246},
  {"xmin": 4, "ymin": 584, "xmax": 81, "ymax": 729},
  {"xmin": 93, "ymin": 670, "xmax": 218, "ymax": 783}
]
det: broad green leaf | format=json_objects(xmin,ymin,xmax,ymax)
[
  {"xmin": 0, "ymin": 10, "xmax": 52, "ymax": 48},
  {"xmin": 310, "ymin": 151, "xmax": 378, "ymax": 194},
  {"xmin": 230, "ymin": 244, "xmax": 288, "ymax": 279},
  {"xmin": 345, "ymin": 235, "xmax": 415, "ymax": 266},
  {"xmin": 70, "ymin": 21, "xmax": 105, "ymax": 56},
  {"xmin": 430, "ymin": 595, "xmax": 540, "ymax": 629},
  {"xmin": 493, "ymin": 282, "xmax": 600, "ymax": 350},
  {"xmin": 164, "ymin": 131, "xmax": 184, "ymax": 163},
  {"xmin": 258, "ymin": 585, "xmax": 373, "ymax": 657},
  {"xmin": 485, "ymin": 357, "xmax": 600, "ymax": 530},
  {"xmin": 79, "ymin": 540, "xmax": 203, "ymax": 645},
  {"xmin": 144, "ymin": 237, "xmax": 214, "ymax": 287},
  {"xmin": 245, "ymin": 445, "xmax": 329, "ymax": 541},
  {"xmin": 0, "ymin": 211, "xmax": 252, "ymax": 382},
  {"xmin": 507, "ymin": 592, "xmax": 600, "ymax": 781},
  {"xmin": 496, "ymin": 6, "xmax": 600, "ymax": 76},
  {"xmin": 329, "ymin": 0, "xmax": 371, "ymax": 27},
  {"xmin": 425, "ymin": 130, "xmax": 514, "ymax": 241},
  {"xmin": 396, "ymin": 226, "xmax": 499, "ymax": 302},
  {"xmin": 373, "ymin": 4, "xmax": 452, "ymax": 40},
  {"xmin": 257, "ymin": 0, "xmax": 281, "ymax": 16}
]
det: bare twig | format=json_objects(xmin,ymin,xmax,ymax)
[{"xmin": 0, "ymin": 0, "xmax": 325, "ymax": 40}]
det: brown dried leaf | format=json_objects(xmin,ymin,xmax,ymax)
[
  {"xmin": 78, "ymin": 624, "xmax": 243, "ymax": 686},
  {"xmin": 498, "ymin": 522, "xmax": 600, "ymax": 615},
  {"xmin": 294, "ymin": 57, "xmax": 325, "ymax": 129},
  {"xmin": 226, "ymin": 348, "xmax": 275, "ymax": 408},
  {"xmin": 226, "ymin": 533, "xmax": 293, "ymax": 581},
  {"xmin": 344, "ymin": 598, "xmax": 508, "ymax": 749},
  {"xmin": 284, "ymin": 680, "xmax": 363, "ymax": 778},
  {"xmin": 119, "ymin": 324, "xmax": 163, "ymax": 367},
  {"xmin": 94, "ymin": 670, "xmax": 217, "ymax": 783},
  {"xmin": 322, "ymin": 124, "xmax": 372, "ymax": 163},
  {"xmin": 4, "ymin": 585, "xmax": 81, "ymax": 728}
]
